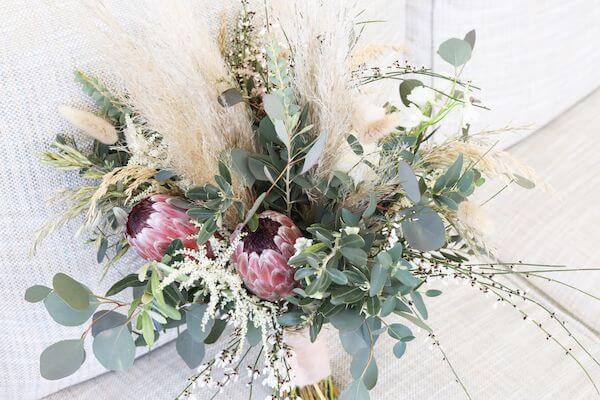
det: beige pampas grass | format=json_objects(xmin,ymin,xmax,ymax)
[
  {"xmin": 349, "ymin": 43, "xmax": 403, "ymax": 69},
  {"xmin": 58, "ymin": 105, "xmax": 118, "ymax": 145},
  {"xmin": 457, "ymin": 200, "xmax": 493, "ymax": 236},
  {"xmin": 272, "ymin": 0, "xmax": 361, "ymax": 179},
  {"xmin": 81, "ymin": 1, "xmax": 254, "ymax": 191},
  {"xmin": 421, "ymin": 139, "xmax": 544, "ymax": 187}
]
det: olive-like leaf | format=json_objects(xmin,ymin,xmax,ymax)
[
  {"xmin": 301, "ymin": 131, "xmax": 328, "ymax": 174},
  {"xmin": 397, "ymin": 160, "xmax": 421, "ymax": 203}
]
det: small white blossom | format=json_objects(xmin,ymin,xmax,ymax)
[
  {"xmin": 407, "ymin": 86, "xmax": 436, "ymax": 108},
  {"xmin": 343, "ymin": 226, "xmax": 360, "ymax": 235},
  {"xmin": 293, "ymin": 237, "xmax": 313, "ymax": 255},
  {"xmin": 461, "ymin": 88, "xmax": 479, "ymax": 128},
  {"xmin": 396, "ymin": 103, "xmax": 429, "ymax": 130}
]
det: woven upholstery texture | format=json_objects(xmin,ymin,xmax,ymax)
[
  {"xmin": 405, "ymin": 0, "xmax": 600, "ymax": 148},
  {"xmin": 2, "ymin": 0, "xmax": 599, "ymax": 399}
]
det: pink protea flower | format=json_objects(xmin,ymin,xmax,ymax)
[
  {"xmin": 232, "ymin": 211, "xmax": 302, "ymax": 302},
  {"xmin": 125, "ymin": 195, "xmax": 199, "ymax": 261}
]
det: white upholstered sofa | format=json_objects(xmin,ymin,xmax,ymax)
[{"xmin": 2, "ymin": 1, "xmax": 599, "ymax": 399}]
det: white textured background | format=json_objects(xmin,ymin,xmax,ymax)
[{"xmin": 1, "ymin": 1, "xmax": 599, "ymax": 399}]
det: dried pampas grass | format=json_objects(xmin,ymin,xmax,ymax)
[
  {"xmin": 421, "ymin": 139, "xmax": 545, "ymax": 187},
  {"xmin": 58, "ymin": 106, "xmax": 118, "ymax": 144},
  {"xmin": 272, "ymin": 0, "xmax": 362, "ymax": 179},
  {"xmin": 80, "ymin": 1, "xmax": 254, "ymax": 191}
]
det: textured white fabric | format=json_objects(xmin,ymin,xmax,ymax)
[
  {"xmin": 405, "ymin": 0, "xmax": 600, "ymax": 148},
  {"xmin": 2, "ymin": 0, "xmax": 599, "ymax": 399},
  {"xmin": 0, "ymin": 1, "xmax": 236, "ymax": 399},
  {"xmin": 481, "ymin": 88, "xmax": 600, "ymax": 333}
]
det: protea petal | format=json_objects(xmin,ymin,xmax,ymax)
[
  {"xmin": 125, "ymin": 195, "xmax": 198, "ymax": 261},
  {"xmin": 231, "ymin": 211, "xmax": 302, "ymax": 302}
]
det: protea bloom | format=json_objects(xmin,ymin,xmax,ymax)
[
  {"xmin": 232, "ymin": 211, "xmax": 302, "ymax": 302},
  {"xmin": 125, "ymin": 194, "xmax": 198, "ymax": 261}
]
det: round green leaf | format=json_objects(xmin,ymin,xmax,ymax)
[
  {"xmin": 328, "ymin": 308, "xmax": 364, "ymax": 332},
  {"xmin": 44, "ymin": 292, "xmax": 97, "ymax": 326},
  {"xmin": 393, "ymin": 341, "xmax": 407, "ymax": 358},
  {"xmin": 437, "ymin": 38, "xmax": 472, "ymax": 67},
  {"xmin": 92, "ymin": 324, "xmax": 135, "ymax": 371},
  {"xmin": 53, "ymin": 273, "xmax": 90, "ymax": 310},
  {"xmin": 40, "ymin": 339, "xmax": 85, "ymax": 380},
  {"xmin": 339, "ymin": 379, "xmax": 369, "ymax": 400},
  {"xmin": 92, "ymin": 311, "xmax": 128, "ymax": 337},
  {"xmin": 339, "ymin": 329, "xmax": 368, "ymax": 355},
  {"xmin": 387, "ymin": 323, "xmax": 413, "ymax": 340},
  {"xmin": 25, "ymin": 285, "xmax": 51, "ymax": 303},
  {"xmin": 401, "ymin": 207, "xmax": 445, "ymax": 251},
  {"xmin": 186, "ymin": 304, "xmax": 214, "ymax": 343},
  {"xmin": 350, "ymin": 348, "xmax": 378, "ymax": 390},
  {"xmin": 176, "ymin": 330, "xmax": 205, "ymax": 369}
]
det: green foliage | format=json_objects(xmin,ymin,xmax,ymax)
[
  {"xmin": 92, "ymin": 324, "xmax": 136, "ymax": 371},
  {"xmin": 40, "ymin": 339, "xmax": 85, "ymax": 380},
  {"xmin": 75, "ymin": 70, "xmax": 130, "ymax": 126}
]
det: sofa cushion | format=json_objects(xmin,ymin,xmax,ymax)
[{"xmin": 405, "ymin": 0, "xmax": 600, "ymax": 148}]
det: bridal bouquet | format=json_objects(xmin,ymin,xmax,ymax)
[{"xmin": 26, "ymin": 2, "xmax": 599, "ymax": 399}]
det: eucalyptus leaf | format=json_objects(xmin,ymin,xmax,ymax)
[
  {"xmin": 52, "ymin": 273, "xmax": 90, "ymax": 310},
  {"xmin": 186, "ymin": 304, "xmax": 213, "ymax": 343},
  {"xmin": 401, "ymin": 207, "xmax": 445, "ymax": 251},
  {"xmin": 464, "ymin": 29, "xmax": 476, "ymax": 49},
  {"xmin": 243, "ymin": 192, "xmax": 267, "ymax": 226},
  {"xmin": 44, "ymin": 292, "xmax": 97, "ymax": 326},
  {"xmin": 40, "ymin": 339, "xmax": 85, "ymax": 380},
  {"xmin": 397, "ymin": 160, "xmax": 421, "ymax": 203},
  {"xmin": 340, "ymin": 247, "xmax": 368, "ymax": 266},
  {"xmin": 301, "ymin": 131, "xmax": 328, "ymax": 174},
  {"xmin": 393, "ymin": 341, "xmax": 407, "ymax": 358},
  {"xmin": 155, "ymin": 169, "xmax": 176, "ymax": 181},
  {"xmin": 92, "ymin": 311, "xmax": 128, "ymax": 337},
  {"xmin": 513, "ymin": 174, "xmax": 536, "ymax": 189},
  {"xmin": 339, "ymin": 380, "xmax": 370, "ymax": 400},
  {"xmin": 339, "ymin": 329, "xmax": 368, "ymax": 355},
  {"xmin": 411, "ymin": 291, "xmax": 428, "ymax": 320},
  {"xmin": 25, "ymin": 285, "xmax": 51, "ymax": 303},
  {"xmin": 274, "ymin": 119, "xmax": 289, "ymax": 148},
  {"xmin": 218, "ymin": 88, "xmax": 243, "ymax": 107},
  {"xmin": 437, "ymin": 38, "xmax": 472, "ymax": 67},
  {"xmin": 369, "ymin": 264, "xmax": 388, "ymax": 297},
  {"xmin": 246, "ymin": 322, "xmax": 262, "ymax": 346},
  {"xmin": 387, "ymin": 323, "xmax": 413, "ymax": 340},
  {"xmin": 230, "ymin": 149, "xmax": 255, "ymax": 187},
  {"xmin": 106, "ymin": 274, "xmax": 146, "ymax": 297},
  {"xmin": 263, "ymin": 93, "xmax": 285, "ymax": 121},
  {"xmin": 278, "ymin": 311, "xmax": 303, "ymax": 327},
  {"xmin": 92, "ymin": 324, "xmax": 135, "ymax": 371},
  {"xmin": 328, "ymin": 308, "xmax": 364, "ymax": 332},
  {"xmin": 350, "ymin": 348, "xmax": 378, "ymax": 390},
  {"xmin": 204, "ymin": 319, "xmax": 227, "ymax": 344},
  {"xmin": 176, "ymin": 330, "xmax": 205, "ymax": 369}
]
